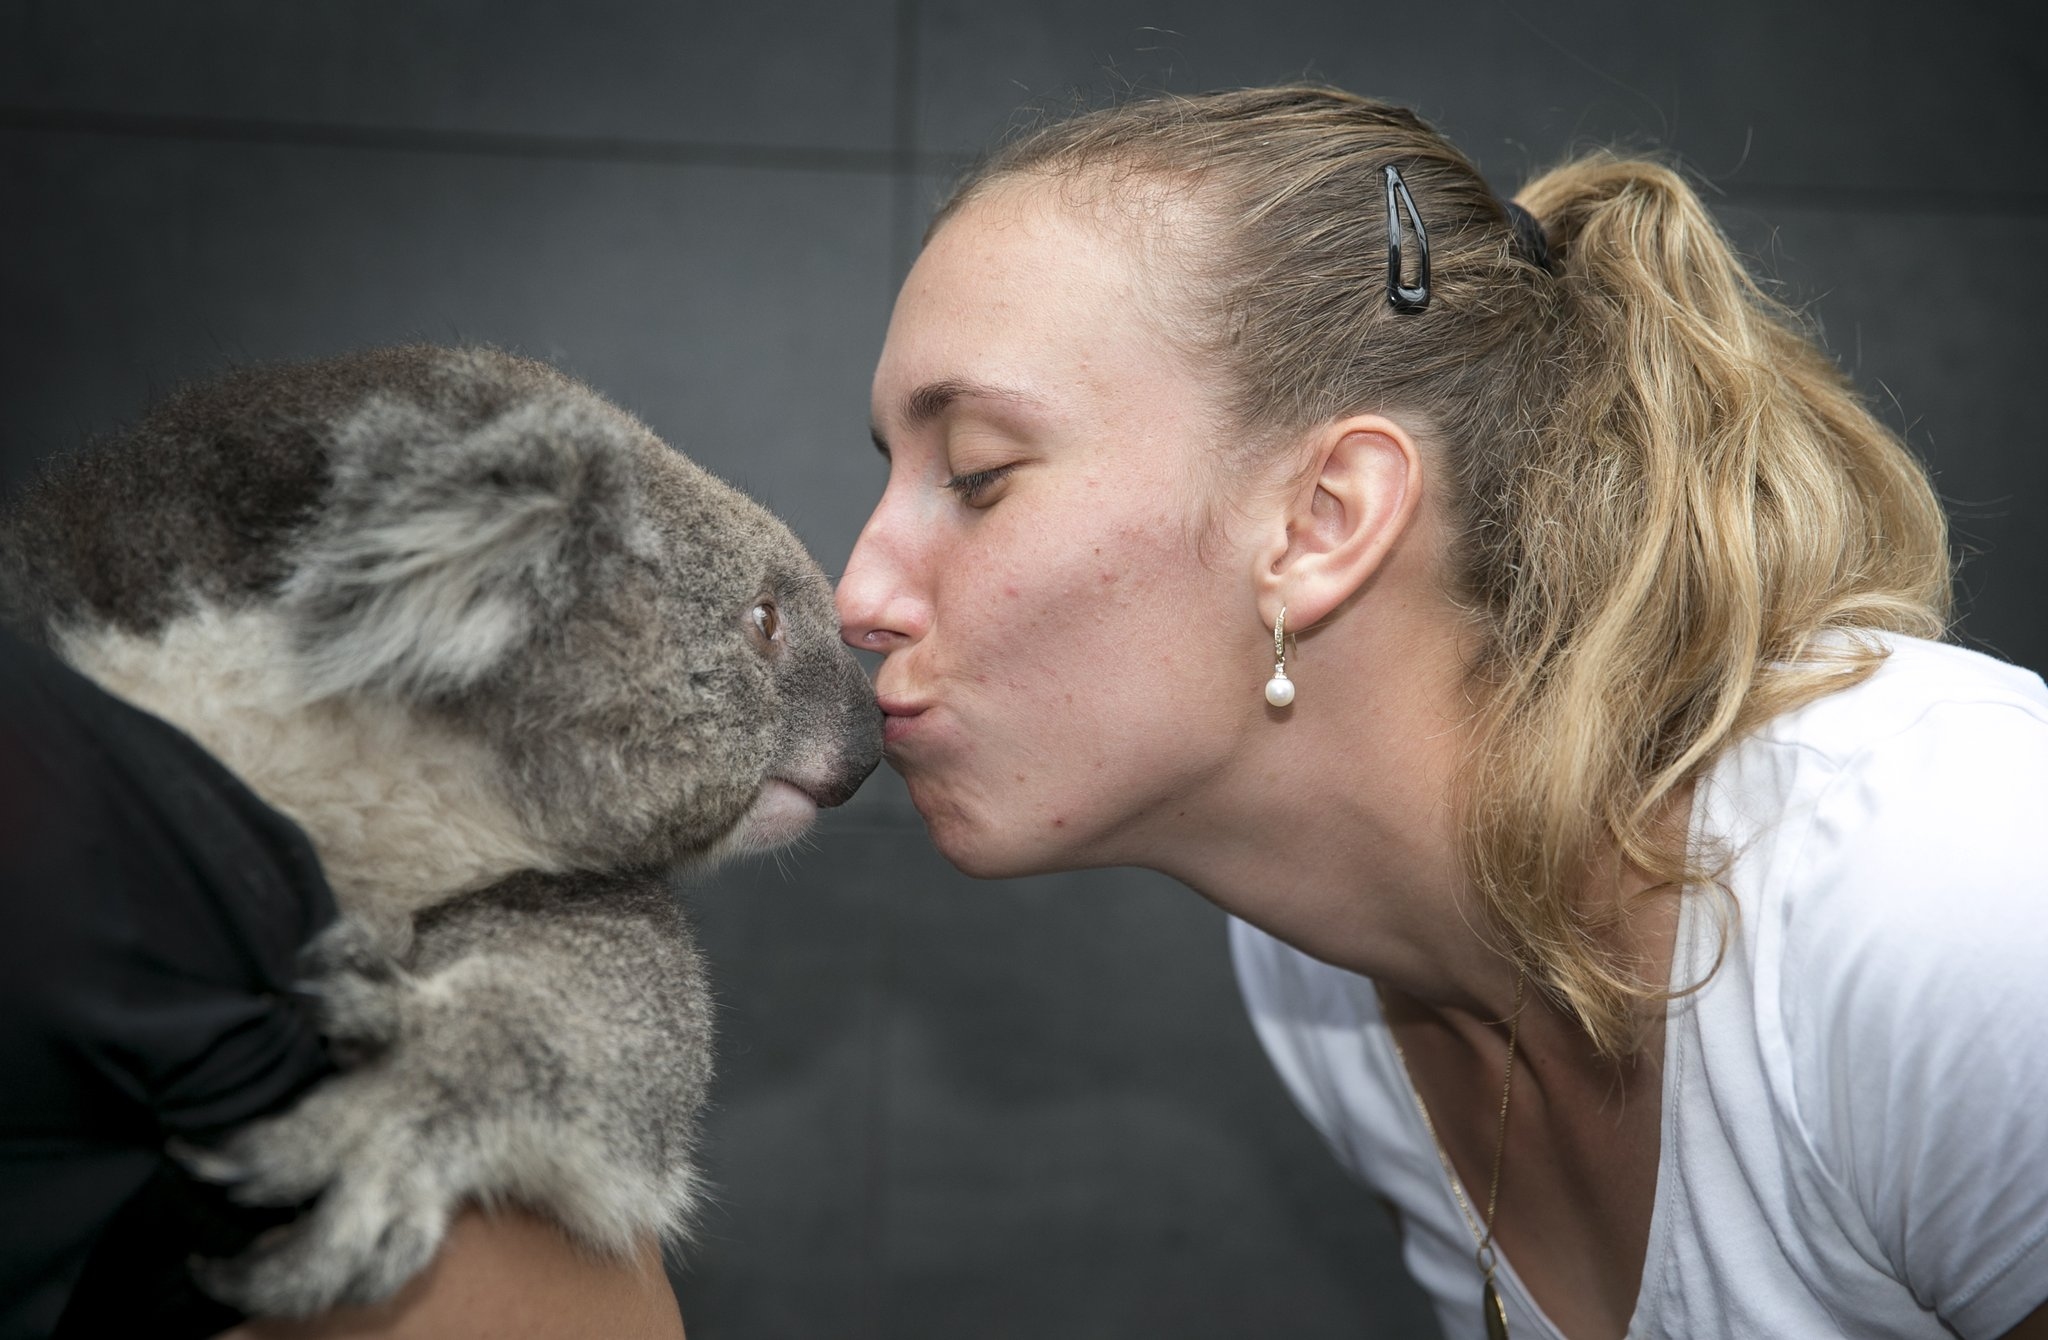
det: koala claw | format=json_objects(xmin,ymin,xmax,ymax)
[
  {"xmin": 166, "ymin": 1136, "xmax": 259, "ymax": 1193},
  {"xmin": 183, "ymin": 1121, "xmax": 336, "ymax": 1211}
]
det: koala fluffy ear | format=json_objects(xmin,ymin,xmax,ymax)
[{"xmin": 285, "ymin": 392, "xmax": 640, "ymax": 702}]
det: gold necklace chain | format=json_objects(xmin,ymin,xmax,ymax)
[{"xmin": 1382, "ymin": 969, "xmax": 1527, "ymax": 1340}]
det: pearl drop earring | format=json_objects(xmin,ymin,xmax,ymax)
[{"xmin": 1265, "ymin": 606, "xmax": 1296, "ymax": 707}]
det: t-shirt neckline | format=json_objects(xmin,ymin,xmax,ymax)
[{"xmin": 1370, "ymin": 882, "xmax": 1700, "ymax": 1340}]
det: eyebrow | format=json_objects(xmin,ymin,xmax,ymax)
[{"xmin": 870, "ymin": 378, "xmax": 1045, "ymax": 455}]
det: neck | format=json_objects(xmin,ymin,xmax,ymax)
[
  {"xmin": 1131, "ymin": 597, "xmax": 1691, "ymax": 1043},
  {"xmin": 1139, "ymin": 597, "xmax": 1526, "ymax": 1020}
]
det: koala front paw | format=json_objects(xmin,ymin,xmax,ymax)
[
  {"xmin": 299, "ymin": 917, "xmax": 409, "ymax": 1060},
  {"xmin": 181, "ymin": 1073, "xmax": 458, "ymax": 1317}
]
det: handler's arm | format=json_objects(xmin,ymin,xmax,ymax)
[{"xmin": 215, "ymin": 1211, "xmax": 686, "ymax": 1340}]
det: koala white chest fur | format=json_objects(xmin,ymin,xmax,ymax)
[
  {"xmin": 62, "ymin": 606, "xmax": 557, "ymax": 925},
  {"xmin": 0, "ymin": 345, "xmax": 881, "ymax": 1315}
]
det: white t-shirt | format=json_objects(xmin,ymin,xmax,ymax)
[{"xmin": 1231, "ymin": 636, "xmax": 2048, "ymax": 1340}]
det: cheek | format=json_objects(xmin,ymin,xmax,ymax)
[
  {"xmin": 964, "ymin": 526, "xmax": 1152, "ymax": 684},
  {"xmin": 961, "ymin": 514, "xmax": 1225, "ymax": 752}
]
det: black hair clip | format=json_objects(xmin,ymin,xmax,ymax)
[
  {"xmin": 1501, "ymin": 198, "xmax": 1554, "ymax": 273},
  {"xmin": 1383, "ymin": 166, "xmax": 1430, "ymax": 313}
]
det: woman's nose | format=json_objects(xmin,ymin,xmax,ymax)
[{"xmin": 837, "ymin": 509, "xmax": 931, "ymax": 652}]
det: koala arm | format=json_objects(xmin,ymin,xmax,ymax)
[
  {"xmin": 189, "ymin": 871, "xmax": 714, "ymax": 1319},
  {"xmin": 214, "ymin": 1210, "xmax": 686, "ymax": 1340}
]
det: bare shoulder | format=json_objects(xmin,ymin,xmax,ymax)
[{"xmin": 215, "ymin": 1210, "xmax": 686, "ymax": 1340}]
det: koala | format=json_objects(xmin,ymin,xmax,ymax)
[{"xmin": 0, "ymin": 345, "xmax": 881, "ymax": 1315}]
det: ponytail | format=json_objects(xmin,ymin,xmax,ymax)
[{"xmin": 1458, "ymin": 156, "xmax": 1951, "ymax": 1052}]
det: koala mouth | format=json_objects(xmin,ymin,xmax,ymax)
[
  {"xmin": 733, "ymin": 778, "xmax": 824, "ymax": 853},
  {"xmin": 730, "ymin": 757, "xmax": 874, "ymax": 858},
  {"xmin": 773, "ymin": 776, "xmax": 830, "ymax": 808}
]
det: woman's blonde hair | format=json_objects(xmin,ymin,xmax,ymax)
[{"xmin": 937, "ymin": 86, "xmax": 1953, "ymax": 1056}]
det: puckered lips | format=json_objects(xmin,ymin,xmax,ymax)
[{"xmin": 877, "ymin": 693, "xmax": 927, "ymax": 749}]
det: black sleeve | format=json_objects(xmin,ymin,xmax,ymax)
[{"xmin": 0, "ymin": 627, "xmax": 339, "ymax": 1340}]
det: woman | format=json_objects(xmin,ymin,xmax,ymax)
[{"xmin": 836, "ymin": 86, "xmax": 2048, "ymax": 1339}]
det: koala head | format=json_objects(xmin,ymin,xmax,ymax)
[{"xmin": 3, "ymin": 346, "xmax": 881, "ymax": 921}]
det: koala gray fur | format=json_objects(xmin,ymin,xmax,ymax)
[{"xmin": 0, "ymin": 345, "xmax": 881, "ymax": 1315}]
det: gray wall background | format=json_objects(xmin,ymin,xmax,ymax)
[{"xmin": 3, "ymin": 4, "xmax": 2041, "ymax": 1337}]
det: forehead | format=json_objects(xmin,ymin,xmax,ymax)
[{"xmin": 873, "ymin": 178, "xmax": 1211, "ymax": 432}]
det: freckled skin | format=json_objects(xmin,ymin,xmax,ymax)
[{"xmin": 838, "ymin": 186, "xmax": 1260, "ymax": 878}]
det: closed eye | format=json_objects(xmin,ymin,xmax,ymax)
[{"xmin": 943, "ymin": 464, "xmax": 1017, "ymax": 507}]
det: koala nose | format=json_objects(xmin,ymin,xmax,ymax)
[
  {"xmin": 809, "ymin": 760, "xmax": 874, "ymax": 810},
  {"xmin": 815, "ymin": 653, "xmax": 883, "ymax": 806}
]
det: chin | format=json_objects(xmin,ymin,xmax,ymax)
[
  {"xmin": 910, "ymin": 790, "xmax": 1080, "ymax": 881},
  {"xmin": 933, "ymin": 835, "xmax": 1033, "ymax": 881}
]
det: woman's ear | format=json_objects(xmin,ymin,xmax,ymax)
[{"xmin": 1251, "ymin": 414, "xmax": 1424, "ymax": 632}]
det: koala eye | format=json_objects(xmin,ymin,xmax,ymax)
[{"xmin": 749, "ymin": 600, "xmax": 783, "ymax": 650}]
